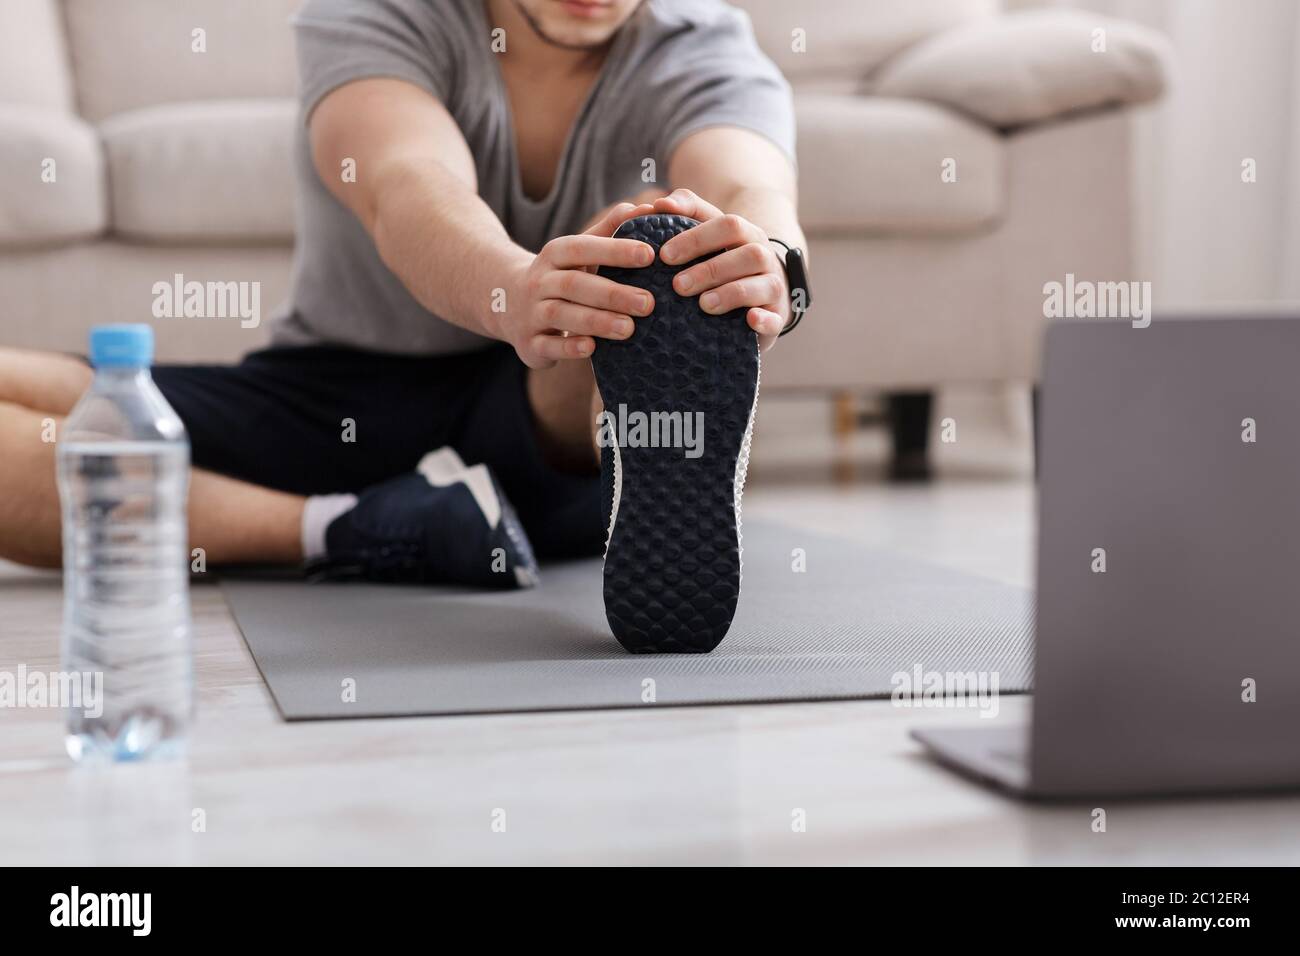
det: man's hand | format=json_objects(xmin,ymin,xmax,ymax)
[
  {"xmin": 651, "ymin": 188, "xmax": 790, "ymax": 351},
  {"xmin": 503, "ymin": 202, "xmax": 657, "ymax": 368}
]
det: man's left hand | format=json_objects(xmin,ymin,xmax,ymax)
[{"xmin": 651, "ymin": 188, "xmax": 790, "ymax": 351}]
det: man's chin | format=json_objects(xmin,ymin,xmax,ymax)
[
  {"xmin": 521, "ymin": 0, "xmax": 625, "ymax": 50},
  {"xmin": 534, "ymin": 24, "xmax": 618, "ymax": 50}
]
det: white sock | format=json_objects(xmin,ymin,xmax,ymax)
[
  {"xmin": 416, "ymin": 450, "xmax": 500, "ymax": 528},
  {"xmin": 416, "ymin": 446, "xmax": 467, "ymax": 484},
  {"xmin": 301, "ymin": 493, "xmax": 358, "ymax": 561}
]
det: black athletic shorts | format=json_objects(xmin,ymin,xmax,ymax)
[{"xmin": 149, "ymin": 344, "xmax": 602, "ymax": 560}]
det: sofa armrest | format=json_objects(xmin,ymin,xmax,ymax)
[
  {"xmin": 0, "ymin": 106, "xmax": 106, "ymax": 247},
  {"xmin": 868, "ymin": 9, "xmax": 1171, "ymax": 130}
]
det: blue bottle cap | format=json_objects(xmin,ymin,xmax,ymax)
[{"xmin": 89, "ymin": 324, "xmax": 154, "ymax": 368}]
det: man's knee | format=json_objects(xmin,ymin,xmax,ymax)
[{"xmin": 0, "ymin": 347, "xmax": 91, "ymax": 415}]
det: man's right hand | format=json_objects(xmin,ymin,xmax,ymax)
[{"xmin": 502, "ymin": 202, "xmax": 658, "ymax": 368}]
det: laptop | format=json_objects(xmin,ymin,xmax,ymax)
[{"xmin": 912, "ymin": 315, "xmax": 1300, "ymax": 798}]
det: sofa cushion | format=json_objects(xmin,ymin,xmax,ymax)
[
  {"xmin": 795, "ymin": 94, "xmax": 1004, "ymax": 236},
  {"xmin": 870, "ymin": 9, "xmax": 1171, "ymax": 129},
  {"xmin": 0, "ymin": 105, "xmax": 105, "ymax": 246},
  {"xmin": 0, "ymin": 0, "xmax": 75, "ymax": 111},
  {"xmin": 101, "ymin": 99, "xmax": 297, "ymax": 242},
  {"xmin": 62, "ymin": 0, "xmax": 300, "ymax": 122},
  {"xmin": 731, "ymin": 0, "xmax": 998, "ymax": 88}
]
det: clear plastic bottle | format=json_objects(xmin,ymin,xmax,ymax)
[{"xmin": 57, "ymin": 324, "xmax": 192, "ymax": 762}]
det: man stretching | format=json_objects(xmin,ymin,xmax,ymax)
[{"xmin": 0, "ymin": 0, "xmax": 806, "ymax": 588}]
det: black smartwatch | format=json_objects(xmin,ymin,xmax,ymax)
[{"xmin": 769, "ymin": 238, "xmax": 811, "ymax": 336}]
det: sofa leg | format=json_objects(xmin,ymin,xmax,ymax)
[
  {"xmin": 831, "ymin": 390, "xmax": 858, "ymax": 439},
  {"xmin": 887, "ymin": 391, "xmax": 933, "ymax": 482},
  {"xmin": 830, "ymin": 390, "xmax": 858, "ymax": 483}
]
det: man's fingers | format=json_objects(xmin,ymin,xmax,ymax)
[
  {"xmin": 538, "ymin": 270, "xmax": 654, "ymax": 317},
  {"xmin": 583, "ymin": 201, "xmax": 636, "ymax": 237},
  {"xmin": 672, "ymin": 243, "xmax": 778, "ymax": 296},
  {"xmin": 630, "ymin": 187, "xmax": 669, "ymax": 206},
  {"xmin": 660, "ymin": 213, "xmax": 766, "ymax": 265},
  {"xmin": 583, "ymin": 201, "xmax": 657, "ymax": 238},
  {"xmin": 537, "ymin": 300, "xmax": 634, "ymax": 340},
  {"xmin": 544, "ymin": 234, "xmax": 654, "ymax": 270},
  {"xmin": 651, "ymin": 188, "xmax": 723, "ymax": 224},
  {"xmin": 698, "ymin": 274, "xmax": 785, "ymax": 315},
  {"xmin": 747, "ymin": 307, "xmax": 786, "ymax": 338},
  {"xmin": 530, "ymin": 332, "xmax": 595, "ymax": 362}
]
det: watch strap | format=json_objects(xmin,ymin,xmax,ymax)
[{"xmin": 770, "ymin": 238, "xmax": 810, "ymax": 337}]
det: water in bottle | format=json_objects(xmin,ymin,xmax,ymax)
[{"xmin": 57, "ymin": 324, "xmax": 193, "ymax": 762}]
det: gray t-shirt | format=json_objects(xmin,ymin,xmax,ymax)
[{"xmin": 273, "ymin": 0, "xmax": 795, "ymax": 355}]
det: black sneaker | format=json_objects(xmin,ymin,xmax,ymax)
[
  {"xmin": 593, "ymin": 214, "xmax": 759, "ymax": 653},
  {"xmin": 307, "ymin": 449, "xmax": 539, "ymax": 588}
]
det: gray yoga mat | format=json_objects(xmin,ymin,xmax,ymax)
[{"xmin": 222, "ymin": 522, "xmax": 1033, "ymax": 720}]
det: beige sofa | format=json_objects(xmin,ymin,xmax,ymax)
[{"xmin": 0, "ymin": 0, "xmax": 1168, "ymax": 395}]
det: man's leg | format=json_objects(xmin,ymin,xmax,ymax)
[
  {"xmin": 0, "ymin": 348, "xmax": 303, "ymax": 569},
  {"xmin": 525, "ymin": 358, "xmax": 602, "ymax": 473},
  {"xmin": 447, "ymin": 350, "xmax": 605, "ymax": 561}
]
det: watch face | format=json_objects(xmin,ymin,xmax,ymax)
[{"xmin": 786, "ymin": 247, "xmax": 811, "ymax": 309}]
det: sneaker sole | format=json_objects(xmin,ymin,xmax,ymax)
[{"xmin": 594, "ymin": 213, "xmax": 759, "ymax": 653}]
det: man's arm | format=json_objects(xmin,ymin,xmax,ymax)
[
  {"xmin": 308, "ymin": 78, "xmax": 655, "ymax": 366},
  {"xmin": 654, "ymin": 126, "xmax": 808, "ymax": 350}
]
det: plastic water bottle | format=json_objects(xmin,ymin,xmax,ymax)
[{"xmin": 57, "ymin": 324, "xmax": 193, "ymax": 762}]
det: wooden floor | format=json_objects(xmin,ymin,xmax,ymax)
[{"xmin": 4, "ymin": 470, "xmax": 1297, "ymax": 865}]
